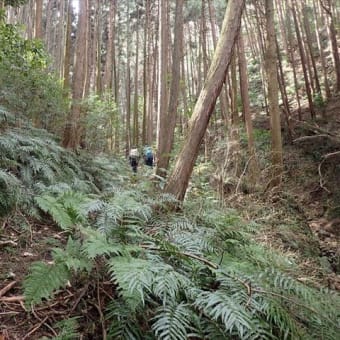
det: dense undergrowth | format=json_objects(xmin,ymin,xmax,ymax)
[{"xmin": 0, "ymin": 107, "xmax": 339, "ymax": 339}]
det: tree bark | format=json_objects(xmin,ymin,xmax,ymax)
[
  {"xmin": 238, "ymin": 32, "xmax": 259, "ymax": 184},
  {"xmin": 155, "ymin": 0, "xmax": 169, "ymax": 177},
  {"xmin": 157, "ymin": 0, "xmax": 184, "ymax": 172},
  {"xmin": 320, "ymin": 0, "xmax": 340, "ymax": 93},
  {"xmin": 34, "ymin": 0, "xmax": 43, "ymax": 39},
  {"xmin": 265, "ymin": 0, "xmax": 283, "ymax": 187},
  {"xmin": 63, "ymin": 0, "xmax": 72, "ymax": 91},
  {"xmin": 165, "ymin": 0, "xmax": 245, "ymax": 201},
  {"xmin": 291, "ymin": 0, "xmax": 315, "ymax": 119},
  {"xmin": 62, "ymin": 0, "xmax": 88, "ymax": 149}
]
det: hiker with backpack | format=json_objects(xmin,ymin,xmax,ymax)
[
  {"xmin": 143, "ymin": 146, "xmax": 154, "ymax": 167},
  {"xmin": 129, "ymin": 146, "xmax": 140, "ymax": 173}
]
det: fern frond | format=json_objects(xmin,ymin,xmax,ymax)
[
  {"xmin": 0, "ymin": 169, "xmax": 21, "ymax": 216},
  {"xmin": 257, "ymin": 298, "xmax": 300, "ymax": 339},
  {"xmin": 168, "ymin": 230, "xmax": 216, "ymax": 255},
  {"xmin": 35, "ymin": 195, "xmax": 74, "ymax": 230},
  {"xmin": 152, "ymin": 303, "xmax": 192, "ymax": 340},
  {"xmin": 52, "ymin": 237, "xmax": 93, "ymax": 272},
  {"xmin": 81, "ymin": 227, "xmax": 141, "ymax": 259},
  {"xmin": 194, "ymin": 290, "xmax": 256, "ymax": 338},
  {"xmin": 260, "ymin": 268, "xmax": 313, "ymax": 301},
  {"xmin": 0, "ymin": 106, "xmax": 15, "ymax": 126},
  {"xmin": 197, "ymin": 319, "xmax": 231, "ymax": 340},
  {"xmin": 152, "ymin": 267, "xmax": 193, "ymax": 303},
  {"xmin": 106, "ymin": 301, "xmax": 144, "ymax": 340},
  {"xmin": 95, "ymin": 203, "xmax": 124, "ymax": 234},
  {"xmin": 24, "ymin": 261, "xmax": 71, "ymax": 306},
  {"xmin": 109, "ymin": 257, "xmax": 153, "ymax": 307},
  {"xmin": 50, "ymin": 317, "xmax": 80, "ymax": 340}
]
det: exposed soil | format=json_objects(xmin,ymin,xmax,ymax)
[
  {"xmin": 256, "ymin": 96, "xmax": 340, "ymax": 284},
  {"xmin": 287, "ymin": 97, "xmax": 340, "ymax": 277},
  {"xmin": 0, "ymin": 217, "xmax": 111, "ymax": 339}
]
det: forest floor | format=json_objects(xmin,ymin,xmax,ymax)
[
  {"xmin": 230, "ymin": 95, "xmax": 340, "ymax": 289},
  {"xmin": 1, "ymin": 97, "xmax": 340, "ymax": 339}
]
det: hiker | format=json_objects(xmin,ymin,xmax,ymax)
[
  {"xmin": 143, "ymin": 146, "xmax": 154, "ymax": 167},
  {"xmin": 129, "ymin": 146, "xmax": 140, "ymax": 173}
]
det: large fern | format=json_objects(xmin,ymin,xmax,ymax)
[
  {"xmin": 24, "ymin": 261, "xmax": 71, "ymax": 306},
  {"xmin": 152, "ymin": 303, "xmax": 193, "ymax": 340}
]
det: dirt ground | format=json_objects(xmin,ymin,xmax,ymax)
[{"xmin": 0, "ymin": 218, "xmax": 111, "ymax": 339}]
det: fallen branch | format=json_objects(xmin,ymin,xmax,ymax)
[
  {"xmin": 323, "ymin": 151, "xmax": 340, "ymax": 159},
  {"xmin": 292, "ymin": 119, "xmax": 340, "ymax": 144},
  {"xmin": 293, "ymin": 134, "xmax": 332, "ymax": 143},
  {"xmin": 235, "ymin": 155, "xmax": 254, "ymax": 194},
  {"xmin": 0, "ymin": 281, "xmax": 17, "ymax": 298},
  {"xmin": 0, "ymin": 295, "xmax": 25, "ymax": 302},
  {"xmin": 0, "ymin": 240, "xmax": 17, "ymax": 247},
  {"xmin": 70, "ymin": 283, "xmax": 89, "ymax": 314},
  {"xmin": 23, "ymin": 316, "xmax": 49, "ymax": 340},
  {"xmin": 318, "ymin": 158, "xmax": 331, "ymax": 193},
  {"xmin": 0, "ymin": 311, "xmax": 20, "ymax": 316},
  {"xmin": 317, "ymin": 151, "xmax": 340, "ymax": 194}
]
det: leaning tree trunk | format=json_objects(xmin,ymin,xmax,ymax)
[{"xmin": 165, "ymin": 0, "xmax": 245, "ymax": 201}]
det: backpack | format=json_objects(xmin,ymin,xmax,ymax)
[
  {"xmin": 130, "ymin": 148, "xmax": 139, "ymax": 158},
  {"xmin": 145, "ymin": 148, "xmax": 153, "ymax": 158}
]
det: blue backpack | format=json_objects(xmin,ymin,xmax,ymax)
[{"xmin": 145, "ymin": 148, "xmax": 153, "ymax": 158}]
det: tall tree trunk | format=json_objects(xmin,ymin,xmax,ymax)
[
  {"xmin": 286, "ymin": 10, "xmax": 302, "ymax": 119},
  {"xmin": 142, "ymin": 0, "xmax": 150, "ymax": 146},
  {"xmin": 34, "ymin": 0, "xmax": 43, "ymax": 39},
  {"xmin": 63, "ymin": 0, "xmax": 72, "ymax": 92},
  {"xmin": 155, "ymin": 0, "xmax": 169, "ymax": 177},
  {"xmin": 265, "ymin": 0, "xmax": 283, "ymax": 187},
  {"xmin": 238, "ymin": 32, "xmax": 258, "ymax": 184},
  {"xmin": 313, "ymin": 0, "xmax": 331, "ymax": 100},
  {"xmin": 95, "ymin": 0, "xmax": 103, "ymax": 94},
  {"xmin": 208, "ymin": 0, "xmax": 228, "ymax": 121},
  {"xmin": 62, "ymin": 0, "xmax": 88, "ymax": 149},
  {"xmin": 157, "ymin": 0, "xmax": 184, "ymax": 172},
  {"xmin": 291, "ymin": 0, "xmax": 315, "ymax": 119},
  {"xmin": 276, "ymin": 37, "xmax": 293, "ymax": 143},
  {"xmin": 320, "ymin": 0, "xmax": 340, "ymax": 92},
  {"xmin": 302, "ymin": 3, "xmax": 321, "ymax": 95},
  {"xmin": 103, "ymin": 0, "xmax": 114, "ymax": 90},
  {"xmin": 133, "ymin": 8, "xmax": 140, "ymax": 147},
  {"xmin": 229, "ymin": 52, "xmax": 241, "ymax": 176},
  {"xmin": 165, "ymin": 0, "xmax": 245, "ymax": 201}
]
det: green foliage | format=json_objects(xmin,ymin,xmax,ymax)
[
  {"xmin": 24, "ymin": 261, "xmax": 71, "ymax": 306},
  {"xmin": 106, "ymin": 301, "xmax": 144, "ymax": 340},
  {"xmin": 0, "ymin": 169, "xmax": 21, "ymax": 216},
  {"xmin": 35, "ymin": 191, "xmax": 91, "ymax": 231},
  {"xmin": 152, "ymin": 303, "xmax": 193, "ymax": 340},
  {"xmin": 4, "ymin": 0, "xmax": 28, "ymax": 7},
  {"xmin": 50, "ymin": 318, "xmax": 80, "ymax": 340},
  {"xmin": 84, "ymin": 92, "xmax": 119, "ymax": 153},
  {"xmin": 0, "ymin": 20, "xmax": 67, "ymax": 131},
  {"xmin": 24, "ymin": 237, "xmax": 91, "ymax": 306},
  {"xmin": 313, "ymin": 92, "xmax": 325, "ymax": 108}
]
